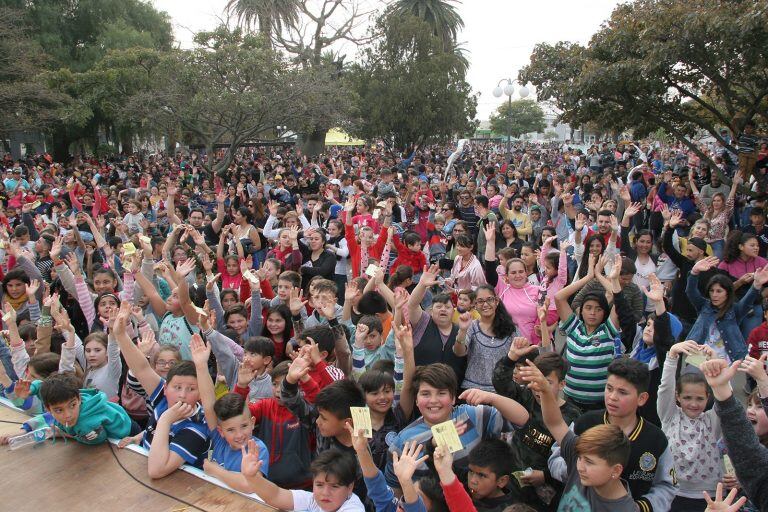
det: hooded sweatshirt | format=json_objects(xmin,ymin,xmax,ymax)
[{"xmin": 25, "ymin": 382, "xmax": 132, "ymax": 445}]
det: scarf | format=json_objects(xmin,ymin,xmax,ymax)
[{"xmin": 7, "ymin": 293, "xmax": 28, "ymax": 311}]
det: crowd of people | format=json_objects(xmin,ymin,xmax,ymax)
[{"xmin": 0, "ymin": 132, "xmax": 767, "ymax": 512}]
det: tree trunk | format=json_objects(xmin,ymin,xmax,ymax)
[
  {"xmin": 51, "ymin": 132, "xmax": 72, "ymax": 163},
  {"xmin": 121, "ymin": 135, "xmax": 134, "ymax": 156},
  {"xmin": 301, "ymin": 128, "xmax": 326, "ymax": 157}
]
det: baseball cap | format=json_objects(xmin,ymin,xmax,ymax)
[{"xmin": 329, "ymin": 179, "xmax": 341, "ymax": 186}]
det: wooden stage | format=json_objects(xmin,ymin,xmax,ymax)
[{"xmin": 0, "ymin": 406, "xmax": 277, "ymax": 511}]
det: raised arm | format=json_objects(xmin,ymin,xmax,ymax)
[
  {"xmin": 554, "ymin": 254, "xmax": 595, "ymax": 322},
  {"xmin": 407, "ymin": 264, "xmax": 438, "ymax": 325},
  {"xmin": 190, "ymin": 335, "xmax": 217, "ymax": 429},
  {"xmin": 113, "ymin": 300, "xmax": 161, "ymax": 397},
  {"xmin": 519, "ymin": 360, "xmax": 569, "ymax": 444}
]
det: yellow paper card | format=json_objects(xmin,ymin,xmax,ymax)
[
  {"xmin": 365, "ymin": 264, "xmax": 379, "ymax": 277},
  {"xmin": 685, "ymin": 353, "xmax": 707, "ymax": 368},
  {"xmin": 512, "ymin": 471, "xmax": 530, "ymax": 487},
  {"xmin": 350, "ymin": 407, "xmax": 372, "ymax": 438},
  {"xmin": 723, "ymin": 455, "xmax": 735, "ymax": 476},
  {"xmin": 30, "ymin": 201, "xmax": 41, "ymax": 209},
  {"xmin": 431, "ymin": 419, "xmax": 463, "ymax": 453},
  {"xmin": 122, "ymin": 242, "xmax": 137, "ymax": 255},
  {"xmin": 139, "ymin": 235, "xmax": 151, "ymax": 244}
]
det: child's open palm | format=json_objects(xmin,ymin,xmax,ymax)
[
  {"xmin": 189, "ymin": 334, "xmax": 211, "ymax": 367},
  {"xmin": 240, "ymin": 439, "xmax": 264, "ymax": 478},
  {"xmin": 392, "ymin": 441, "xmax": 429, "ymax": 482},
  {"xmin": 703, "ymin": 482, "xmax": 747, "ymax": 512}
]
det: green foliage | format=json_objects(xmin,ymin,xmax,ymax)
[
  {"xmin": 389, "ymin": 0, "xmax": 463, "ymax": 51},
  {"xmin": 127, "ymin": 26, "xmax": 349, "ymax": 172},
  {"xmin": 519, "ymin": 0, "xmax": 768, "ymax": 165},
  {"xmin": 489, "ymin": 100, "xmax": 546, "ymax": 138},
  {"xmin": 0, "ymin": 7, "xmax": 70, "ymax": 138},
  {"xmin": 349, "ymin": 14, "xmax": 477, "ymax": 149},
  {"xmin": 225, "ymin": 0, "xmax": 300, "ymax": 40}
]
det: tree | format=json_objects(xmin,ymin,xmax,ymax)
[
  {"xmin": 490, "ymin": 99, "xmax": 545, "ymax": 138},
  {"xmin": 349, "ymin": 15, "xmax": 477, "ymax": 149},
  {"xmin": 389, "ymin": 0, "xmax": 464, "ymax": 51},
  {"xmin": 230, "ymin": 0, "xmax": 373, "ymax": 155},
  {"xmin": 0, "ymin": 7, "xmax": 70, "ymax": 142},
  {"xmin": 544, "ymin": 130, "xmax": 558, "ymax": 141},
  {"xmin": 4, "ymin": 0, "xmax": 174, "ymax": 159},
  {"xmin": 224, "ymin": 0, "xmax": 300, "ymax": 47},
  {"xmin": 519, "ymin": 0, "xmax": 768, "ymax": 170},
  {"xmin": 127, "ymin": 26, "xmax": 343, "ymax": 174}
]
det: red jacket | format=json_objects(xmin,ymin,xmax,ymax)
[
  {"xmin": 747, "ymin": 322, "xmax": 768, "ymax": 359},
  {"xmin": 345, "ymin": 223, "xmax": 390, "ymax": 278},
  {"xmin": 392, "ymin": 234, "xmax": 427, "ymax": 274}
]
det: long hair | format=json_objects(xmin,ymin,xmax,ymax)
[
  {"xmin": 578, "ymin": 234, "xmax": 606, "ymax": 279},
  {"xmin": 723, "ymin": 230, "xmax": 757, "ymax": 264},
  {"xmin": 706, "ymin": 274, "xmax": 735, "ymax": 319},
  {"xmin": 476, "ymin": 284, "xmax": 516, "ymax": 339}
]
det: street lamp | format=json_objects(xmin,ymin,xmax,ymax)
[{"xmin": 493, "ymin": 79, "xmax": 530, "ymax": 154}]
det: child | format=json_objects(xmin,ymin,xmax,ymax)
[
  {"xmin": 233, "ymin": 336, "xmax": 275, "ymax": 402},
  {"xmin": 233, "ymin": 360, "xmax": 317, "ymax": 489},
  {"xmin": 384, "ymin": 363, "xmax": 529, "ymax": 490},
  {"xmin": 452, "ymin": 289, "xmax": 480, "ymax": 324},
  {"xmin": 112, "ymin": 302, "xmax": 209, "ymax": 478},
  {"xmin": 293, "ymin": 325, "xmax": 349, "ymax": 388},
  {"xmin": 467, "ymin": 439, "xmax": 518, "ymax": 512},
  {"xmin": 123, "ymin": 200, "xmax": 146, "ymax": 234},
  {"xmin": 351, "ymin": 315, "xmax": 395, "ymax": 377},
  {"xmin": 357, "ymin": 322, "xmax": 416, "ymax": 470},
  {"xmin": 700, "ymin": 357, "xmax": 768, "ymax": 512},
  {"xmin": 520, "ymin": 361, "xmax": 637, "ymax": 511},
  {"xmin": 658, "ymin": 340, "xmax": 721, "ymax": 511},
  {"xmin": 241, "ymin": 442, "xmax": 365, "ymax": 512},
  {"xmin": 189, "ymin": 335, "xmax": 270, "ymax": 493},
  {"xmin": 392, "ymin": 231, "xmax": 428, "ymax": 275},
  {"xmin": 546, "ymin": 357, "xmax": 676, "ymax": 512},
  {"xmin": 492, "ymin": 340, "xmax": 581, "ymax": 510},
  {"xmin": 2, "ymin": 372, "xmax": 132, "ymax": 446}
]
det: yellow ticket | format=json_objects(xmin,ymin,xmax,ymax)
[
  {"xmin": 512, "ymin": 471, "xmax": 530, "ymax": 487},
  {"xmin": 139, "ymin": 235, "xmax": 151, "ymax": 244},
  {"xmin": 723, "ymin": 455, "xmax": 735, "ymax": 476},
  {"xmin": 122, "ymin": 242, "xmax": 137, "ymax": 255},
  {"xmin": 350, "ymin": 407, "xmax": 372, "ymax": 438},
  {"xmin": 685, "ymin": 353, "xmax": 707, "ymax": 368},
  {"xmin": 431, "ymin": 419, "xmax": 463, "ymax": 453}
]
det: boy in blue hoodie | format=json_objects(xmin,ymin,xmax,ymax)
[{"xmin": 3, "ymin": 372, "xmax": 132, "ymax": 445}]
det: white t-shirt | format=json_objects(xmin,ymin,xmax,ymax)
[{"xmin": 290, "ymin": 490, "xmax": 365, "ymax": 512}]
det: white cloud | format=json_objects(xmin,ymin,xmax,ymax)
[{"xmin": 151, "ymin": 0, "xmax": 619, "ymax": 119}]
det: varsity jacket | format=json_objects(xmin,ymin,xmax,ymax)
[{"xmin": 548, "ymin": 410, "xmax": 675, "ymax": 512}]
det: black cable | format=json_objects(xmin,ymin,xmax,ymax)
[
  {"xmin": 107, "ymin": 442, "xmax": 210, "ymax": 512},
  {"xmin": 0, "ymin": 419, "xmax": 23, "ymax": 424}
]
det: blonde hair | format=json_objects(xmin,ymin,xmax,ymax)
[{"xmin": 575, "ymin": 424, "xmax": 630, "ymax": 467}]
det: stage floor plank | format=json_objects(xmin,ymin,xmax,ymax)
[{"xmin": 0, "ymin": 406, "xmax": 278, "ymax": 512}]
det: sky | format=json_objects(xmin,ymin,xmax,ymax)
[{"xmin": 151, "ymin": 0, "xmax": 620, "ymax": 119}]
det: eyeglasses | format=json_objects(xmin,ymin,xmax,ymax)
[
  {"xmin": 155, "ymin": 359, "xmax": 176, "ymax": 368},
  {"xmin": 475, "ymin": 298, "xmax": 497, "ymax": 306}
]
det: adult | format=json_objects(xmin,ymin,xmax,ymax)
[
  {"xmin": 483, "ymin": 224, "xmax": 539, "ymax": 342},
  {"xmin": 449, "ymin": 234, "xmax": 486, "ymax": 291},
  {"xmin": 405, "ymin": 264, "xmax": 466, "ymax": 382},
  {"xmin": 690, "ymin": 173, "xmax": 740, "ymax": 258},
  {"xmin": 719, "ymin": 231, "xmax": 768, "ymax": 337},
  {"xmin": 453, "ymin": 284, "xmax": 516, "ymax": 391},
  {"xmin": 686, "ymin": 256, "xmax": 768, "ymax": 362}
]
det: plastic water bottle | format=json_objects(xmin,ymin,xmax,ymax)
[{"xmin": 8, "ymin": 427, "xmax": 53, "ymax": 450}]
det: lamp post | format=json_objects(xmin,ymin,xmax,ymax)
[{"xmin": 492, "ymin": 79, "xmax": 530, "ymax": 155}]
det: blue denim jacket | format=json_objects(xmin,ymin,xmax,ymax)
[{"xmin": 685, "ymin": 273, "xmax": 759, "ymax": 361}]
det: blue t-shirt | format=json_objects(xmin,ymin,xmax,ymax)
[
  {"xmin": 142, "ymin": 380, "xmax": 210, "ymax": 468},
  {"xmin": 210, "ymin": 430, "xmax": 270, "ymax": 475}
]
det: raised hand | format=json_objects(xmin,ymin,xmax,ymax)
[
  {"xmin": 692, "ymin": 256, "xmax": 720, "ymax": 275},
  {"xmin": 738, "ymin": 354, "xmax": 768, "ymax": 383},
  {"xmin": 419, "ymin": 264, "xmax": 440, "ymax": 288},
  {"xmin": 642, "ymin": 273, "xmax": 665, "ymax": 303},
  {"xmin": 50, "ymin": 236, "xmax": 63, "ymax": 260},
  {"xmin": 189, "ymin": 334, "xmax": 211, "ymax": 367},
  {"xmin": 176, "ymin": 257, "xmax": 197, "ymax": 277},
  {"xmin": 344, "ymin": 423, "xmax": 370, "ymax": 454},
  {"xmin": 699, "ymin": 359, "xmax": 740, "ymax": 390},
  {"xmin": 392, "ymin": 441, "xmax": 429, "ymax": 483},
  {"xmin": 344, "ymin": 280, "xmax": 359, "ymax": 302},
  {"xmin": 240, "ymin": 438, "xmax": 265, "ymax": 479},
  {"xmin": 507, "ymin": 336, "xmax": 537, "ymax": 361},
  {"xmin": 237, "ymin": 361, "xmax": 256, "ymax": 388},
  {"xmin": 25, "ymin": 279, "xmax": 40, "ymax": 298},
  {"xmin": 703, "ymin": 482, "xmax": 748, "ymax": 512},
  {"xmin": 754, "ymin": 265, "xmax": 768, "ymax": 288},
  {"xmin": 288, "ymin": 288, "xmax": 307, "ymax": 316},
  {"xmin": 137, "ymin": 328, "xmax": 158, "ymax": 357},
  {"xmin": 458, "ymin": 388, "xmax": 495, "ymax": 406},
  {"xmin": 286, "ymin": 349, "xmax": 312, "ymax": 384},
  {"xmin": 483, "ymin": 221, "xmax": 496, "ymax": 241},
  {"xmin": 206, "ymin": 272, "xmax": 221, "ymax": 292},
  {"xmin": 394, "ymin": 322, "xmax": 414, "ymax": 352},
  {"xmin": 669, "ymin": 340, "xmax": 704, "ymax": 358}
]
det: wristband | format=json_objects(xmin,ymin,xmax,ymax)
[{"xmin": 292, "ymin": 314, "xmax": 302, "ymax": 322}]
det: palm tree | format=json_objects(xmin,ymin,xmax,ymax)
[
  {"xmin": 390, "ymin": 0, "xmax": 464, "ymax": 51},
  {"xmin": 225, "ymin": 0, "xmax": 301, "ymax": 43}
]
